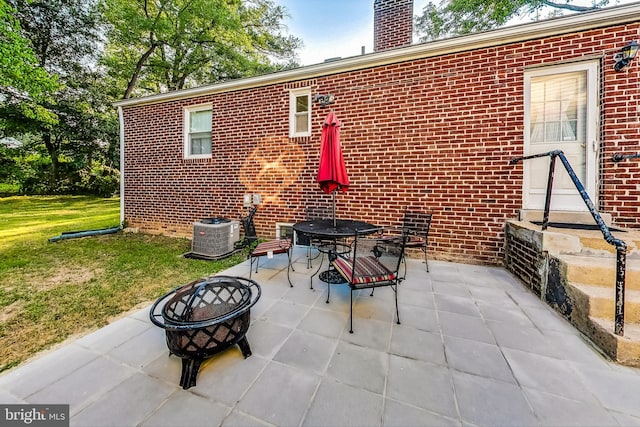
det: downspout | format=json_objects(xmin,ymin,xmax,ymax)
[{"xmin": 118, "ymin": 106, "xmax": 125, "ymax": 227}]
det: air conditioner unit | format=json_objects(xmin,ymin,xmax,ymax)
[{"xmin": 192, "ymin": 218, "xmax": 240, "ymax": 258}]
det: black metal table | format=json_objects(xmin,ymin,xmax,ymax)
[{"xmin": 293, "ymin": 219, "xmax": 378, "ymax": 300}]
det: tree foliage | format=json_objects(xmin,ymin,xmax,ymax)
[
  {"xmin": 1, "ymin": 0, "xmax": 301, "ymax": 195},
  {"xmin": 415, "ymin": 0, "xmax": 609, "ymax": 41},
  {"xmin": 0, "ymin": 0, "xmax": 59, "ymax": 130},
  {"xmin": 2, "ymin": 0, "xmax": 119, "ymax": 194},
  {"xmin": 102, "ymin": 0, "xmax": 302, "ymax": 99}
]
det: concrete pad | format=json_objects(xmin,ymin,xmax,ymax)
[
  {"xmin": 502, "ymin": 348, "xmax": 598, "ymax": 402},
  {"xmin": 273, "ymin": 329, "xmax": 337, "ymax": 374},
  {"xmin": 70, "ymin": 373, "xmax": 174, "ymax": 426},
  {"xmin": 326, "ymin": 341, "xmax": 388, "ymax": 394},
  {"xmin": 387, "ymin": 355, "xmax": 458, "ymax": 419},
  {"xmin": 141, "ymin": 392, "xmax": 230, "ymax": 427},
  {"xmin": 439, "ymin": 311, "xmax": 495, "ymax": 344},
  {"xmin": 434, "ymin": 294, "xmax": 482, "ymax": 317},
  {"xmin": 236, "ymin": 361, "xmax": 318, "ymax": 426},
  {"xmin": 523, "ymin": 387, "xmax": 619, "ymax": 426},
  {"xmin": 193, "ymin": 350, "xmax": 269, "ymax": 406},
  {"xmin": 453, "ymin": 371, "xmax": 538, "ymax": 426},
  {"xmin": 383, "ymin": 399, "xmax": 461, "ymax": 427},
  {"xmin": 0, "ymin": 343, "xmax": 98, "ymax": 398},
  {"xmin": 444, "ymin": 335, "xmax": 515, "ymax": 383},
  {"xmin": 390, "ymin": 324, "xmax": 446, "ymax": 365},
  {"xmin": 26, "ymin": 356, "xmax": 136, "ymax": 416},
  {"xmin": 297, "ymin": 307, "xmax": 349, "ymax": 338},
  {"xmin": 3, "ymin": 258, "xmax": 640, "ymax": 426},
  {"xmin": 302, "ymin": 378, "xmax": 383, "ymax": 427}
]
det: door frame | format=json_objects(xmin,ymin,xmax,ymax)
[{"xmin": 522, "ymin": 61, "xmax": 600, "ymax": 211}]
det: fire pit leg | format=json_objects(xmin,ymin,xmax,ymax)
[
  {"xmin": 179, "ymin": 358, "xmax": 203, "ymax": 390},
  {"xmin": 237, "ymin": 336, "xmax": 252, "ymax": 358}
]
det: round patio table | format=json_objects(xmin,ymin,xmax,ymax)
[
  {"xmin": 293, "ymin": 219, "xmax": 378, "ymax": 298},
  {"xmin": 293, "ymin": 219, "xmax": 377, "ymax": 240}
]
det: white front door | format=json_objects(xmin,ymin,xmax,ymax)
[{"xmin": 523, "ymin": 62, "xmax": 599, "ymax": 211}]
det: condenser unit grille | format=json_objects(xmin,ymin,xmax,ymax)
[{"xmin": 192, "ymin": 220, "xmax": 240, "ymax": 257}]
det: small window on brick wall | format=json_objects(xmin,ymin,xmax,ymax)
[
  {"xmin": 184, "ymin": 104, "xmax": 212, "ymax": 159},
  {"xmin": 289, "ymin": 88, "xmax": 311, "ymax": 137}
]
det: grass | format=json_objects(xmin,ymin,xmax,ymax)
[{"xmin": 0, "ymin": 195, "xmax": 246, "ymax": 372}]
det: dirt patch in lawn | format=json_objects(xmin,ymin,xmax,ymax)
[
  {"xmin": 0, "ymin": 301, "xmax": 22, "ymax": 323},
  {"xmin": 28, "ymin": 265, "xmax": 104, "ymax": 290}
]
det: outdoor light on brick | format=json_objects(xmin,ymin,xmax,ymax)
[
  {"xmin": 614, "ymin": 40, "xmax": 638, "ymax": 71},
  {"xmin": 313, "ymin": 94, "xmax": 335, "ymax": 107}
]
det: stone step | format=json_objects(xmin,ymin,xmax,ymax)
[
  {"xmin": 571, "ymin": 283, "xmax": 640, "ymax": 322},
  {"xmin": 557, "ymin": 254, "xmax": 640, "ymax": 290},
  {"xmin": 542, "ymin": 226, "xmax": 640, "ymax": 258},
  {"xmin": 587, "ymin": 317, "xmax": 640, "ymax": 367}
]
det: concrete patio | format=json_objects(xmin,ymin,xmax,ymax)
[{"xmin": 2, "ymin": 247, "xmax": 640, "ymax": 426}]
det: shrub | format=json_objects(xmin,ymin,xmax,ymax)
[{"xmin": 79, "ymin": 163, "xmax": 120, "ymax": 197}]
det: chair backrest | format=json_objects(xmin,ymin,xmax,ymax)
[
  {"xmin": 240, "ymin": 205, "xmax": 259, "ymax": 243},
  {"xmin": 351, "ymin": 227, "xmax": 408, "ymax": 281},
  {"xmin": 403, "ymin": 209, "xmax": 432, "ymax": 239}
]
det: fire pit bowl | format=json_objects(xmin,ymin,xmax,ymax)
[{"xmin": 149, "ymin": 275, "xmax": 261, "ymax": 389}]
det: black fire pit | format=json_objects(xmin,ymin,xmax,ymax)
[{"xmin": 149, "ymin": 275, "xmax": 261, "ymax": 389}]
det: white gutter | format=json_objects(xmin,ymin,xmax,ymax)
[
  {"xmin": 118, "ymin": 105, "xmax": 125, "ymax": 226},
  {"xmin": 113, "ymin": 2, "xmax": 640, "ymax": 108}
]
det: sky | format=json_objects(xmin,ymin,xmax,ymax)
[
  {"xmin": 275, "ymin": 0, "xmax": 635, "ymax": 66},
  {"xmin": 275, "ymin": 0, "xmax": 429, "ymax": 65}
]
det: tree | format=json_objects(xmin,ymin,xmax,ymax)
[
  {"xmin": 415, "ymin": 0, "xmax": 609, "ymax": 41},
  {"xmin": 4, "ymin": 0, "xmax": 118, "ymax": 193},
  {"xmin": 101, "ymin": 0, "xmax": 302, "ymax": 99},
  {"xmin": 0, "ymin": 0, "xmax": 59, "ymax": 131}
]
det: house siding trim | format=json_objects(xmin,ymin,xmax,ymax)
[{"xmin": 118, "ymin": 105, "xmax": 125, "ymax": 226}]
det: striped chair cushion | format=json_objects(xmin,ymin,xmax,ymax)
[
  {"xmin": 252, "ymin": 239, "xmax": 291, "ymax": 256},
  {"xmin": 333, "ymin": 255, "xmax": 396, "ymax": 285}
]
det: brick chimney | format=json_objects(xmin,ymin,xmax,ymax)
[{"xmin": 374, "ymin": 0, "xmax": 414, "ymax": 52}]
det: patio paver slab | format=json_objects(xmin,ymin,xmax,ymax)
[{"xmin": 2, "ymin": 254, "xmax": 640, "ymax": 427}]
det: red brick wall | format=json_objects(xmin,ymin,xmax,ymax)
[
  {"xmin": 601, "ymin": 31, "xmax": 640, "ymax": 227},
  {"xmin": 121, "ymin": 23, "xmax": 640, "ymax": 265},
  {"xmin": 374, "ymin": 0, "xmax": 413, "ymax": 52}
]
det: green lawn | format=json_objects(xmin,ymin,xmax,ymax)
[{"xmin": 0, "ymin": 195, "xmax": 245, "ymax": 372}]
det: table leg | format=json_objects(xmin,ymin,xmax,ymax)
[{"xmin": 310, "ymin": 249, "xmax": 325, "ymax": 290}]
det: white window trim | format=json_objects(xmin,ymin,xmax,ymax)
[
  {"xmin": 289, "ymin": 88, "xmax": 311, "ymax": 138},
  {"xmin": 183, "ymin": 104, "xmax": 212, "ymax": 159}
]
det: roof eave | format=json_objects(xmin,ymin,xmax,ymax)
[{"xmin": 113, "ymin": 2, "xmax": 640, "ymax": 108}]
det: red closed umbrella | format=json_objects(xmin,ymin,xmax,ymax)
[{"xmin": 317, "ymin": 112, "xmax": 349, "ymax": 226}]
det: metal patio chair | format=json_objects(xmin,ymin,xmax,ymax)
[
  {"xmin": 402, "ymin": 208, "xmax": 433, "ymax": 273},
  {"xmin": 247, "ymin": 212, "xmax": 294, "ymax": 287},
  {"xmin": 331, "ymin": 227, "xmax": 408, "ymax": 333}
]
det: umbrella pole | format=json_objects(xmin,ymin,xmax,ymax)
[{"xmin": 332, "ymin": 191, "xmax": 336, "ymax": 228}]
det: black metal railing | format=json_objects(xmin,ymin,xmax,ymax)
[
  {"xmin": 510, "ymin": 150, "xmax": 628, "ymax": 336},
  {"xmin": 612, "ymin": 152, "xmax": 640, "ymax": 163}
]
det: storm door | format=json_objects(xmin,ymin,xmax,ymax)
[{"xmin": 523, "ymin": 62, "xmax": 599, "ymax": 211}]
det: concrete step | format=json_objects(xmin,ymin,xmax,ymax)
[
  {"xmin": 557, "ymin": 254, "xmax": 640, "ymax": 290},
  {"xmin": 586, "ymin": 317, "xmax": 640, "ymax": 367},
  {"xmin": 571, "ymin": 283, "xmax": 640, "ymax": 322},
  {"xmin": 542, "ymin": 226, "xmax": 640, "ymax": 258}
]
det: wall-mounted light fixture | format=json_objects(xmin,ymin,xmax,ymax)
[
  {"xmin": 313, "ymin": 94, "xmax": 335, "ymax": 107},
  {"xmin": 613, "ymin": 40, "xmax": 639, "ymax": 72}
]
